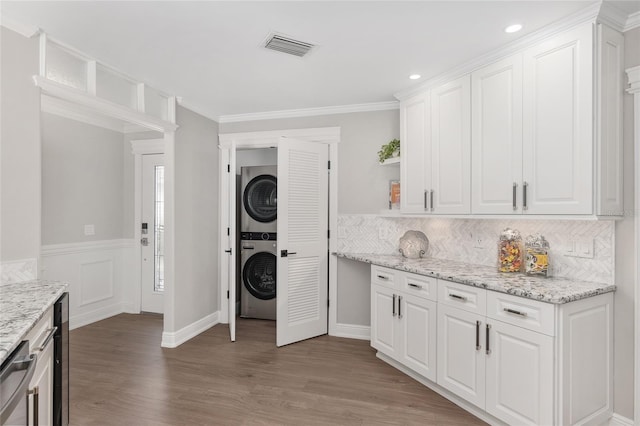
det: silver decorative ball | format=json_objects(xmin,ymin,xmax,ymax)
[{"xmin": 399, "ymin": 230, "xmax": 429, "ymax": 259}]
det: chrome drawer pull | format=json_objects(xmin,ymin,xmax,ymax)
[
  {"xmin": 398, "ymin": 296, "xmax": 403, "ymax": 319},
  {"xmin": 392, "ymin": 294, "xmax": 396, "ymax": 316},
  {"xmin": 36, "ymin": 326, "xmax": 57, "ymax": 352},
  {"xmin": 449, "ymin": 293, "xmax": 468, "ymax": 302},
  {"xmin": 486, "ymin": 324, "xmax": 491, "ymax": 355},
  {"xmin": 476, "ymin": 320, "xmax": 481, "ymax": 351},
  {"xmin": 377, "ymin": 275, "xmax": 389, "ymax": 280},
  {"xmin": 408, "ymin": 283, "xmax": 422, "ymax": 289},
  {"xmin": 503, "ymin": 308, "xmax": 527, "ymax": 317}
]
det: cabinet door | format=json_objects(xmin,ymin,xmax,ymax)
[
  {"xmin": 431, "ymin": 75, "xmax": 471, "ymax": 214},
  {"xmin": 485, "ymin": 320, "xmax": 553, "ymax": 426},
  {"xmin": 522, "ymin": 23, "xmax": 593, "ymax": 214},
  {"xmin": 399, "ymin": 293, "xmax": 437, "ymax": 382},
  {"xmin": 400, "ymin": 92, "xmax": 431, "ymax": 213},
  {"xmin": 437, "ymin": 304, "xmax": 485, "ymax": 408},
  {"xmin": 29, "ymin": 339, "xmax": 54, "ymax": 426},
  {"xmin": 471, "ymin": 55, "xmax": 523, "ymax": 214},
  {"xmin": 371, "ymin": 284, "xmax": 400, "ymax": 359}
]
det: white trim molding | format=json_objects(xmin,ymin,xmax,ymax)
[
  {"xmin": 161, "ymin": 311, "xmax": 220, "ymax": 348},
  {"xmin": 626, "ymin": 64, "xmax": 640, "ymax": 426},
  {"xmin": 0, "ymin": 15, "xmax": 40, "ymax": 38},
  {"xmin": 625, "ymin": 11, "xmax": 640, "ymax": 32},
  {"xmin": 218, "ymin": 101, "xmax": 399, "ymax": 124},
  {"xmin": 331, "ymin": 324, "xmax": 370, "ymax": 341},
  {"xmin": 609, "ymin": 413, "xmax": 635, "ymax": 426},
  {"xmin": 130, "ymin": 138, "xmax": 165, "ymax": 155},
  {"xmin": 219, "ymin": 126, "xmax": 341, "ymax": 148}
]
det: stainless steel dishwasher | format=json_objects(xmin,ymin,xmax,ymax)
[{"xmin": 0, "ymin": 341, "xmax": 37, "ymax": 425}]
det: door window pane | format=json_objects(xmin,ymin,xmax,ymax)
[{"xmin": 154, "ymin": 166, "xmax": 165, "ymax": 292}]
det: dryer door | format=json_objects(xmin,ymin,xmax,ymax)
[
  {"xmin": 243, "ymin": 251, "xmax": 277, "ymax": 300},
  {"xmin": 243, "ymin": 174, "xmax": 277, "ymax": 223}
]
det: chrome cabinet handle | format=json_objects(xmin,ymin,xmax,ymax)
[
  {"xmin": 449, "ymin": 293, "xmax": 468, "ymax": 302},
  {"xmin": 476, "ymin": 320, "xmax": 481, "ymax": 351},
  {"xmin": 504, "ymin": 308, "xmax": 527, "ymax": 317},
  {"xmin": 398, "ymin": 296, "xmax": 403, "ymax": 319},
  {"xmin": 430, "ymin": 190, "xmax": 434, "ymax": 212},
  {"xmin": 377, "ymin": 275, "xmax": 389, "ymax": 280},
  {"xmin": 523, "ymin": 182, "xmax": 528, "ymax": 210},
  {"xmin": 486, "ymin": 324, "xmax": 491, "ymax": 355},
  {"xmin": 512, "ymin": 182, "xmax": 518, "ymax": 210},
  {"xmin": 36, "ymin": 326, "xmax": 57, "ymax": 352},
  {"xmin": 408, "ymin": 283, "xmax": 422, "ymax": 289},
  {"xmin": 392, "ymin": 294, "xmax": 396, "ymax": 317},
  {"xmin": 424, "ymin": 190, "xmax": 428, "ymax": 210},
  {"xmin": 28, "ymin": 386, "xmax": 39, "ymax": 426}
]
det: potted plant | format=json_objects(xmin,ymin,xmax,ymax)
[{"xmin": 378, "ymin": 139, "xmax": 400, "ymax": 163}]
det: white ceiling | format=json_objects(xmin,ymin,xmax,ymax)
[{"xmin": 2, "ymin": 1, "xmax": 638, "ymax": 120}]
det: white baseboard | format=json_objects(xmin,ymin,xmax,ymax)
[
  {"xmin": 161, "ymin": 311, "xmax": 220, "ymax": 348},
  {"xmin": 121, "ymin": 302, "xmax": 139, "ymax": 314},
  {"xmin": 331, "ymin": 323, "xmax": 370, "ymax": 340},
  {"xmin": 609, "ymin": 413, "xmax": 635, "ymax": 426},
  {"xmin": 70, "ymin": 302, "xmax": 125, "ymax": 330}
]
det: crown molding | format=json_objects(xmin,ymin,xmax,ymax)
[
  {"xmin": 218, "ymin": 100, "xmax": 399, "ymax": 124},
  {"xmin": 598, "ymin": 1, "xmax": 629, "ymax": 32},
  {"xmin": 394, "ymin": 1, "xmax": 602, "ymax": 101},
  {"xmin": 625, "ymin": 11, "xmax": 640, "ymax": 32},
  {"xmin": 0, "ymin": 15, "xmax": 40, "ymax": 38}
]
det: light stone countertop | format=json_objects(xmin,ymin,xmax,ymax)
[
  {"xmin": 335, "ymin": 252, "xmax": 616, "ymax": 304},
  {"xmin": 0, "ymin": 280, "xmax": 68, "ymax": 364}
]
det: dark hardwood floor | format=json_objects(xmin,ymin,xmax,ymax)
[{"xmin": 70, "ymin": 314, "xmax": 486, "ymax": 425}]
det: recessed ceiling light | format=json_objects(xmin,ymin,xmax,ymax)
[
  {"xmin": 504, "ymin": 24, "xmax": 523, "ymax": 33},
  {"xmin": 409, "ymin": 74, "xmax": 421, "ymax": 80}
]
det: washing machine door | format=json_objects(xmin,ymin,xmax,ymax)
[
  {"xmin": 243, "ymin": 174, "xmax": 277, "ymax": 223},
  {"xmin": 243, "ymin": 251, "xmax": 277, "ymax": 300}
]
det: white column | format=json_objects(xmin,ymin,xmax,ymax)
[{"xmin": 626, "ymin": 65, "xmax": 640, "ymax": 425}]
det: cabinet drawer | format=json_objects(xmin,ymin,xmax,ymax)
[
  {"xmin": 24, "ymin": 306, "xmax": 54, "ymax": 353},
  {"xmin": 487, "ymin": 291, "xmax": 555, "ymax": 336},
  {"xmin": 401, "ymin": 272, "xmax": 437, "ymax": 301},
  {"xmin": 371, "ymin": 265, "xmax": 397, "ymax": 289},
  {"xmin": 438, "ymin": 280, "xmax": 486, "ymax": 315}
]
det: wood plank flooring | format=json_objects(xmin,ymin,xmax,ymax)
[{"xmin": 70, "ymin": 314, "xmax": 486, "ymax": 425}]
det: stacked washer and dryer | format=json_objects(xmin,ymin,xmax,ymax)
[{"xmin": 240, "ymin": 166, "xmax": 277, "ymax": 320}]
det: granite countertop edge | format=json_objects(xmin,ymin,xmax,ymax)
[
  {"xmin": 335, "ymin": 252, "xmax": 616, "ymax": 305},
  {"xmin": 0, "ymin": 280, "xmax": 68, "ymax": 365}
]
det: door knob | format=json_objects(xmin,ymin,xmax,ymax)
[{"xmin": 141, "ymin": 237, "xmax": 149, "ymax": 246}]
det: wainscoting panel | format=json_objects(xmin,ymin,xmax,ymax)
[{"xmin": 41, "ymin": 239, "xmax": 136, "ymax": 329}]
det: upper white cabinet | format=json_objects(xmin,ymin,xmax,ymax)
[
  {"xmin": 400, "ymin": 22, "xmax": 624, "ymax": 217},
  {"xmin": 471, "ymin": 55, "xmax": 523, "ymax": 214},
  {"xmin": 522, "ymin": 24, "xmax": 593, "ymax": 215},
  {"xmin": 400, "ymin": 92, "xmax": 431, "ymax": 213},
  {"xmin": 431, "ymin": 76, "xmax": 471, "ymax": 214},
  {"xmin": 400, "ymin": 76, "xmax": 471, "ymax": 214}
]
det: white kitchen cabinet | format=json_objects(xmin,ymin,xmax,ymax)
[
  {"xmin": 431, "ymin": 75, "xmax": 471, "ymax": 214},
  {"xmin": 471, "ymin": 54, "xmax": 523, "ymax": 214},
  {"xmin": 522, "ymin": 23, "xmax": 593, "ymax": 215},
  {"xmin": 24, "ymin": 307, "xmax": 55, "ymax": 426},
  {"xmin": 437, "ymin": 304, "xmax": 485, "ymax": 408},
  {"xmin": 370, "ymin": 266, "xmax": 437, "ymax": 382},
  {"xmin": 370, "ymin": 264, "xmax": 614, "ymax": 425},
  {"xmin": 400, "ymin": 92, "xmax": 431, "ymax": 213},
  {"xmin": 485, "ymin": 319, "xmax": 554, "ymax": 425}
]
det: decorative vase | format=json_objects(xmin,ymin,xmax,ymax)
[{"xmin": 399, "ymin": 230, "xmax": 429, "ymax": 259}]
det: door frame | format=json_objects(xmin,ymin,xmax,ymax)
[
  {"xmin": 130, "ymin": 139, "xmax": 165, "ymax": 314},
  {"xmin": 218, "ymin": 127, "xmax": 340, "ymax": 336}
]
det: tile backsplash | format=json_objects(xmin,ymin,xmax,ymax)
[{"xmin": 337, "ymin": 215, "xmax": 615, "ymax": 285}]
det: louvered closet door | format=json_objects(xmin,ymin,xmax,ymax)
[{"xmin": 276, "ymin": 137, "xmax": 329, "ymax": 347}]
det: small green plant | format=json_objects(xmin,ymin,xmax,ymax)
[{"xmin": 378, "ymin": 139, "xmax": 400, "ymax": 163}]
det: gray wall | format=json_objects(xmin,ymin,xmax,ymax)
[
  {"xmin": 613, "ymin": 25, "xmax": 640, "ymax": 421},
  {"xmin": 41, "ymin": 113, "xmax": 126, "ymax": 244},
  {"xmin": 0, "ymin": 27, "xmax": 41, "ymax": 262},
  {"xmin": 220, "ymin": 109, "xmax": 400, "ymax": 326},
  {"xmin": 173, "ymin": 105, "xmax": 220, "ymax": 331}
]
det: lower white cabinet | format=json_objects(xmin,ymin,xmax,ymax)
[
  {"xmin": 24, "ymin": 307, "xmax": 55, "ymax": 426},
  {"xmin": 370, "ymin": 265, "xmax": 614, "ymax": 425},
  {"xmin": 371, "ymin": 269, "xmax": 437, "ymax": 382}
]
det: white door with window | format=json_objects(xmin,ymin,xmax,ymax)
[
  {"xmin": 141, "ymin": 153, "xmax": 165, "ymax": 313},
  {"xmin": 276, "ymin": 137, "xmax": 329, "ymax": 347}
]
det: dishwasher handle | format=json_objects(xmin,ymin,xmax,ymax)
[{"xmin": 0, "ymin": 351, "xmax": 38, "ymax": 425}]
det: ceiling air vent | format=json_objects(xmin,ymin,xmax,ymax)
[{"xmin": 264, "ymin": 34, "xmax": 314, "ymax": 57}]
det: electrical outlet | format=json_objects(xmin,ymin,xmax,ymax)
[
  {"xmin": 473, "ymin": 237, "xmax": 484, "ymax": 249},
  {"xmin": 84, "ymin": 224, "xmax": 95, "ymax": 236},
  {"xmin": 564, "ymin": 239, "xmax": 594, "ymax": 259}
]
